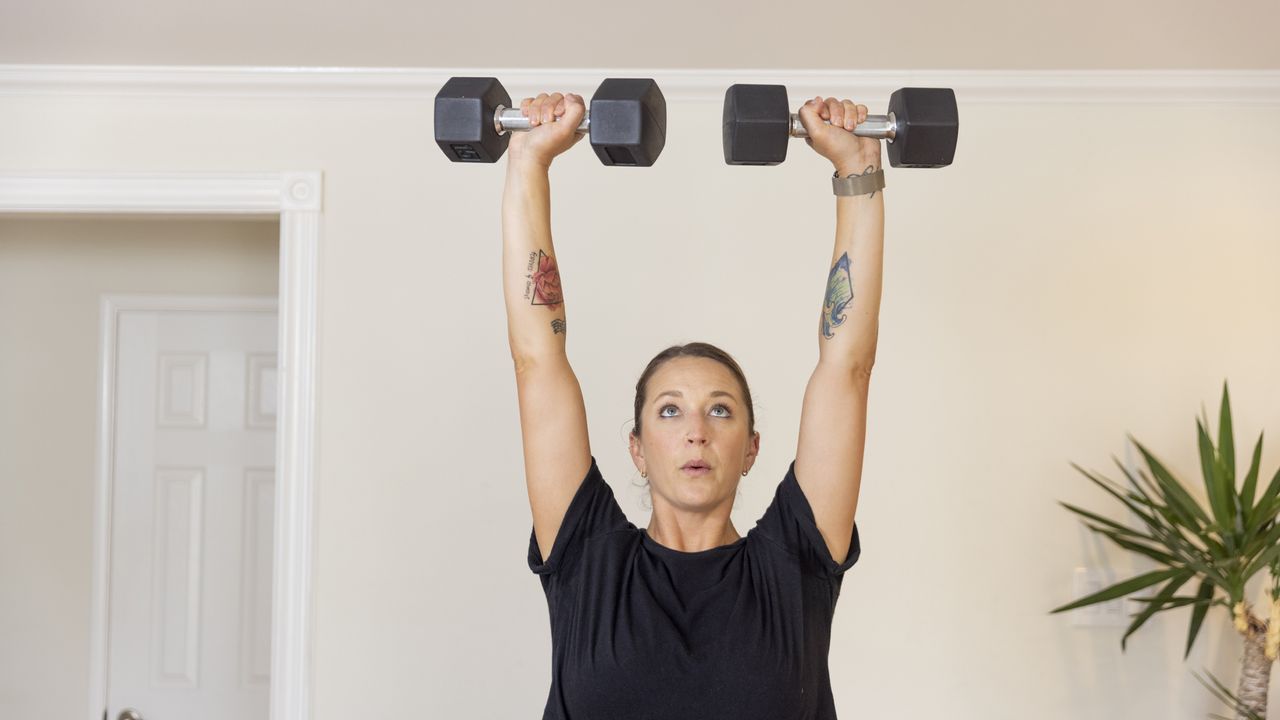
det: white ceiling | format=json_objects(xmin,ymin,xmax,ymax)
[{"xmin": 1, "ymin": 0, "xmax": 1277, "ymax": 70}]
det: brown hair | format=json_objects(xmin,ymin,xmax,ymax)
[{"xmin": 631, "ymin": 342, "xmax": 756, "ymax": 440}]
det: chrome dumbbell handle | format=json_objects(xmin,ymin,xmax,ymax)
[
  {"xmin": 493, "ymin": 105, "xmax": 592, "ymax": 135},
  {"xmin": 788, "ymin": 112, "xmax": 897, "ymax": 143}
]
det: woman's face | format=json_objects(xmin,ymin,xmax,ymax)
[{"xmin": 628, "ymin": 356, "xmax": 761, "ymax": 509}]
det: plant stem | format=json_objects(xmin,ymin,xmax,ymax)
[{"xmin": 1237, "ymin": 611, "xmax": 1273, "ymax": 720}]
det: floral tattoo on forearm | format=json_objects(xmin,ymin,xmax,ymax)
[
  {"xmin": 525, "ymin": 249, "xmax": 563, "ymax": 311},
  {"xmin": 822, "ymin": 252, "xmax": 854, "ymax": 339}
]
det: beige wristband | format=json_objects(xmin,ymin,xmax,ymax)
[{"xmin": 832, "ymin": 168, "xmax": 886, "ymax": 197}]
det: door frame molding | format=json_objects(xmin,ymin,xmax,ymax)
[{"xmin": 0, "ymin": 171, "xmax": 321, "ymax": 720}]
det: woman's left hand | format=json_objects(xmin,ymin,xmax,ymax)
[{"xmin": 798, "ymin": 96, "xmax": 883, "ymax": 175}]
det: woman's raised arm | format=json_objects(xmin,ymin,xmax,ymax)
[
  {"xmin": 502, "ymin": 91, "xmax": 593, "ymax": 563},
  {"xmin": 793, "ymin": 95, "xmax": 885, "ymax": 566}
]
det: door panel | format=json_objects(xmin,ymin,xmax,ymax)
[{"xmin": 107, "ymin": 307, "xmax": 276, "ymax": 720}]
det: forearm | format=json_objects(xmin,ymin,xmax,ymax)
[
  {"xmin": 502, "ymin": 160, "xmax": 568, "ymax": 365},
  {"xmin": 818, "ymin": 162, "xmax": 884, "ymax": 372}
]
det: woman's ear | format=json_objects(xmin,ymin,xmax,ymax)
[{"xmin": 745, "ymin": 431, "xmax": 761, "ymax": 469}]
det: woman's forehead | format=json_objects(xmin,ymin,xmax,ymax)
[
  {"xmin": 655, "ymin": 353, "xmax": 737, "ymax": 376},
  {"xmin": 649, "ymin": 361, "xmax": 740, "ymax": 400}
]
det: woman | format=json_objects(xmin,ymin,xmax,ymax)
[{"xmin": 504, "ymin": 88, "xmax": 882, "ymax": 720}]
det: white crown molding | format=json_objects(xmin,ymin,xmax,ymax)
[{"xmin": 0, "ymin": 65, "xmax": 1278, "ymax": 104}]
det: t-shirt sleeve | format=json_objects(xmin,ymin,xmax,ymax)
[
  {"xmin": 527, "ymin": 456, "xmax": 631, "ymax": 577},
  {"xmin": 753, "ymin": 458, "xmax": 861, "ymax": 578}
]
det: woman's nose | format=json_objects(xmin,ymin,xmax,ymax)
[{"xmin": 685, "ymin": 419, "xmax": 708, "ymax": 443}]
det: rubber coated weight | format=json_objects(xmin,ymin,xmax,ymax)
[
  {"xmin": 722, "ymin": 84, "xmax": 958, "ymax": 168},
  {"xmin": 885, "ymin": 88, "xmax": 958, "ymax": 168},
  {"xmin": 587, "ymin": 78, "xmax": 667, "ymax": 167},
  {"xmin": 435, "ymin": 76, "xmax": 667, "ymax": 166},
  {"xmin": 435, "ymin": 77, "xmax": 512, "ymax": 163}
]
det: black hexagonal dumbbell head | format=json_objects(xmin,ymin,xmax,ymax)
[
  {"xmin": 588, "ymin": 78, "xmax": 667, "ymax": 167},
  {"xmin": 722, "ymin": 84, "xmax": 791, "ymax": 166},
  {"xmin": 886, "ymin": 88, "xmax": 958, "ymax": 168},
  {"xmin": 434, "ymin": 76, "xmax": 513, "ymax": 163}
]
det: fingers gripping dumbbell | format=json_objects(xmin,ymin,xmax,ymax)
[
  {"xmin": 722, "ymin": 84, "xmax": 959, "ymax": 168},
  {"xmin": 434, "ymin": 76, "xmax": 668, "ymax": 166}
]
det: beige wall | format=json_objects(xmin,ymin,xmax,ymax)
[
  {"xmin": 1, "ymin": 88, "xmax": 1279, "ymax": 719},
  {"xmin": 0, "ymin": 218, "xmax": 279, "ymax": 719},
  {"xmin": 0, "ymin": 0, "xmax": 1277, "ymax": 70}
]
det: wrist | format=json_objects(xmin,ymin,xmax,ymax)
[
  {"xmin": 831, "ymin": 161, "xmax": 886, "ymax": 198},
  {"xmin": 834, "ymin": 158, "xmax": 882, "ymax": 177},
  {"xmin": 507, "ymin": 154, "xmax": 552, "ymax": 175}
]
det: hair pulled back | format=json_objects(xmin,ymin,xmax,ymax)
[{"xmin": 631, "ymin": 342, "xmax": 756, "ymax": 440}]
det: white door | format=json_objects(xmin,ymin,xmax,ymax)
[{"xmin": 106, "ymin": 304, "xmax": 277, "ymax": 720}]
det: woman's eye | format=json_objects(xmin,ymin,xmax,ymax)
[{"xmin": 659, "ymin": 404, "xmax": 730, "ymax": 418}]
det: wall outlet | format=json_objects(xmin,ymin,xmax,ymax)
[{"xmin": 1071, "ymin": 566, "xmax": 1137, "ymax": 627}]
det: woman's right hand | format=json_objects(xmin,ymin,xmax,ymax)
[{"xmin": 506, "ymin": 91, "xmax": 587, "ymax": 169}]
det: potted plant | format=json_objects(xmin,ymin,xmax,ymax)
[{"xmin": 1051, "ymin": 382, "xmax": 1280, "ymax": 719}]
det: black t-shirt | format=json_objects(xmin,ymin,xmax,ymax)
[{"xmin": 527, "ymin": 455, "xmax": 862, "ymax": 720}]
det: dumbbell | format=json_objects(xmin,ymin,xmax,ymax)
[
  {"xmin": 722, "ymin": 84, "xmax": 959, "ymax": 168},
  {"xmin": 434, "ymin": 77, "xmax": 667, "ymax": 166}
]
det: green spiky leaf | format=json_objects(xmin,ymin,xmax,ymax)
[
  {"xmin": 1197, "ymin": 417, "xmax": 1235, "ymax": 555},
  {"xmin": 1245, "ymin": 465, "xmax": 1280, "ymax": 537},
  {"xmin": 1129, "ymin": 435, "xmax": 1211, "ymax": 527},
  {"xmin": 1242, "ymin": 540, "xmax": 1280, "ymax": 579},
  {"xmin": 1185, "ymin": 579, "xmax": 1215, "ymax": 659},
  {"xmin": 1049, "ymin": 567, "xmax": 1185, "ymax": 614},
  {"xmin": 1240, "ymin": 431, "xmax": 1264, "ymax": 531},
  {"xmin": 1220, "ymin": 381, "xmax": 1235, "ymax": 491},
  {"xmin": 1070, "ymin": 462, "xmax": 1163, "ymax": 531},
  {"xmin": 1059, "ymin": 501, "xmax": 1156, "ymax": 541},
  {"xmin": 1089, "ymin": 526, "xmax": 1180, "ymax": 566},
  {"xmin": 1122, "ymin": 570, "xmax": 1193, "ymax": 650}
]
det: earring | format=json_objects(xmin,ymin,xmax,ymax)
[
  {"xmin": 742, "ymin": 470, "xmax": 748, "ymax": 476},
  {"xmin": 641, "ymin": 470, "xmax": 647, "ymax": 478}
]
